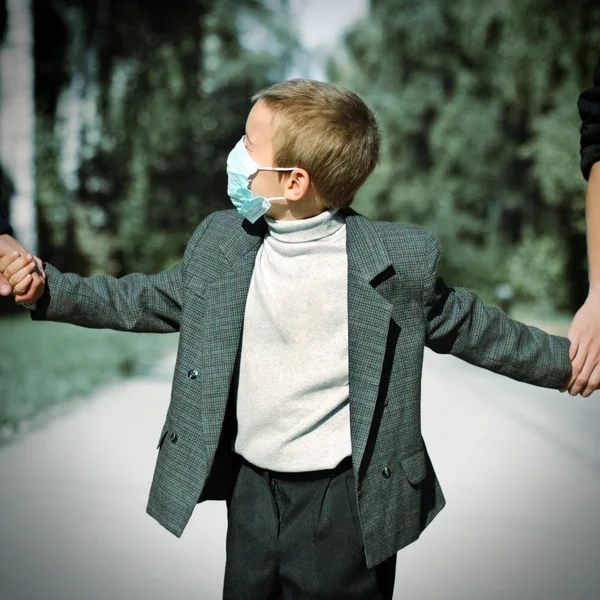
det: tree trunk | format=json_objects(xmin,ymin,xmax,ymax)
[{"xmin": 0, "ymin": 0, "xmax": 36, "ymax": 252}]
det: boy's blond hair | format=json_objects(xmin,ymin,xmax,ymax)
[{"xmin": 251, "ymin": 79, "xmax": 381, "ymax": 210}]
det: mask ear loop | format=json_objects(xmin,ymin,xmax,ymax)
[
  {"xmin": 255, "ymin": 168, "xmax": 297, "ymax": 203},
  {"xmin": 253, "ymin": 166, "xmax": 296, "ymax": 187}
]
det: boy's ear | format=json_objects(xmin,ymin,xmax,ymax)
[{"xmin": 284, "ymin": 168, "xmax": 311, "ymax": 201}]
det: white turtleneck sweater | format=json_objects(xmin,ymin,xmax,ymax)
[{"xmin": 233, "ymin": 208, "xmax": 352, "ymax": 472}]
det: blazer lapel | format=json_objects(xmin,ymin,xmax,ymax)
[
  {"xmin": 198, "ymin": 218, "xmax": 266, "ymax": 454},
  {"xmin": 343, "ymin": 208, "xmax": 395, "ymax": 472},
  {"xmin": 198, "ymin": 209, "xmax": 397, "ymax": 474}
]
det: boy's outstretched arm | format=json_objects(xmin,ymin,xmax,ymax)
[
  {"xmin": 17, "ymin": 213, "xmax": 214, "ymax": 333},
  {"xmin": 422, "ymin": 231, "xmax": 573, "ymax": 391}
]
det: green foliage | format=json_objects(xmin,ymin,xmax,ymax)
[
  {"xmin": 331, "ymin": 0, "xmax": 600, "ymax": 310},
  {"xmin": 506, "ymin": 228, "xmax": 569, "ymax": 307},
  {"xmin": 36, "ymin": 115, "xmax": 70, "ymax": 248},
  {"xmin": 35, "ymin": 0, "xmax": 297, "ymax": 276}
]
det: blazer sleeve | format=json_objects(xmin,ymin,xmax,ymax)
[
  {"xmin": 422, "ymin": 231, "xmax": 572, "ymax": 390},
  {"xmin": 578, "ymin": 55, "xmax": 600, "ymax": 181},
  {"xmin": 29, "ymin": 212, "xmax": 215, "ymax": 333}
]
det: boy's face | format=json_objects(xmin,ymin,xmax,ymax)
[{"xmin": 244, "ymin": 100, "xmax": 289, "ymax": 215}]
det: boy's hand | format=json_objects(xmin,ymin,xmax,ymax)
[{"xmin": 0, "ymin": 251, "xmax": 45, "ymax": 304}]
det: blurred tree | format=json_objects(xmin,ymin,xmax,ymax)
[
  {"xmin": 0, "ymin": 0, "xmax": 36, "ymax": 253},
  {"xmin": 33, "ymin": 0, "xmax": 296, "ymax": 276},
  {"xmin": 330, "ymin": 0, "xmax": 600, "ymax": 310}
]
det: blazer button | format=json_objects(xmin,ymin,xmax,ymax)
[
  {"xmin": 382, "ymin": 466, "xmax": 391, "ymax": 479},
  {"xmin": 169, "ymin": 432, "xmax": 178, "ymax": 443},
  {"xmin": 187, "ymin": 368, "xmax": 199, "ymax": 379}
]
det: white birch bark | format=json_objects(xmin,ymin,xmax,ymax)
[{"xmin": 0, "ymin": 0, "xmax": 36, "ymax": 252}]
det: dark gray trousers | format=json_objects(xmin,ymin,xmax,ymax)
[{"xmin": 223, "ymin": 454, "xmax": 397, "ymax": 599}]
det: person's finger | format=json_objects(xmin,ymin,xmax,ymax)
[
  {"xmin": 15, "ymin": 270, "xmax": 47, "ymax": 305},
  {"xmin": 569, "ymin": 340, "xmax": 594, "ymax": 395},
  {"xmin": 567, "ymin": 338, "xmax": 589, "ymax": 393},
  {"xmin": 8, "ymin": 261, "xmax": 37, "ymax": 289},
  {"xmin": 0, "ymin": 246, "xmax": 41, "ymax": 295},
  {"xmin": 2, "ymin": 254, "xmax": 31, "ymax": 280},
  {"xmin": 0, "ymin": 250, "xmax": 21, "ymax": 273},
  {"xmin": 581, "ymin": 363, "xmax": 600, "ymax": 398},
  {"xmin": 568, "ymin": 336, "xmax": 579, "ymax": 362},
  {"xmin": 13, "ymin": 271, "xmax": 41, "ymax": 303},
  {"xmin": 577, "ymin": 340, "xmax": 600, "ymax": 396},
  {"xmin": 12, "ymin": 282, "xmax": 33, "ymax": 300},
  {"xmin": 0, "ymin": 256, "xmax": 23, "ymax": 296},
  {"xmin": 11, "ymin": 273, "xmax": 32, "ymax": 296},
  {"xmin": 0, "ymin": 272, "xmax": 12, "ymax": 295}
]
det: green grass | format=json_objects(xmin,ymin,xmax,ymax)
[{"xmin": 0, "ymin": 313, "xmax": 179, "ymax": 433}]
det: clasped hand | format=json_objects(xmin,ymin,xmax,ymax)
[{"xmin": 0, "ymin": 249, "xmax": 46, "ymax": 304}]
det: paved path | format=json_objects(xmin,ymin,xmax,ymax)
[{"xmin": 1, "ymin": 348, "xmax": 599, "ymax": 600}]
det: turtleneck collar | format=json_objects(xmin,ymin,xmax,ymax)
[{"xmin": 264, "ymin": 208, "xmax": 345, "ymax": 243}]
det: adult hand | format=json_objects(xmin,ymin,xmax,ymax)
[
  {"xmin": 560, "ymin": 292, "xmax": 600, "ymax": 397},
  {"xmin": 0, "ymin": 234, "xmax": 46, "ymax": 304}
]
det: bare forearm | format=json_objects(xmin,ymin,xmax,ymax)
[{"xmin": 587, "ymin": 162, "xmax": 600, "ymax": 296}]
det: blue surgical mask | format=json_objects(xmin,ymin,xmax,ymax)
[{"xmin": 226, "ymin": 136, "xmax": 295, "ymax": 223}]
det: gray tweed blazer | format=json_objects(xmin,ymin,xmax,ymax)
[{"xmin": 30, "ymin": 206, "xmax": 572, "ymax": 568}]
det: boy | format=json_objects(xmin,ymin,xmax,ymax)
[{"xmin": 0, "ymin": 79, "xmax": 586, "ymax": 600}]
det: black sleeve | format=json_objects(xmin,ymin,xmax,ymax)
[
  {"xmin": 0, "ymin": 190, "xmax": 14, "ymax": 236},
  {"xmin": 578, "ymin": 56, "xmax": 600, "ymax": 181}
]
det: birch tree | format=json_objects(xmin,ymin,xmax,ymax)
[{"xmin": 0, "ymin": 0, "xmax": 36, "ymax": 252}]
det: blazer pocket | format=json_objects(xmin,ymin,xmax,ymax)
[{"xmin": 400, "ymin": 448, "xmax": 427, "ymax": 485}]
